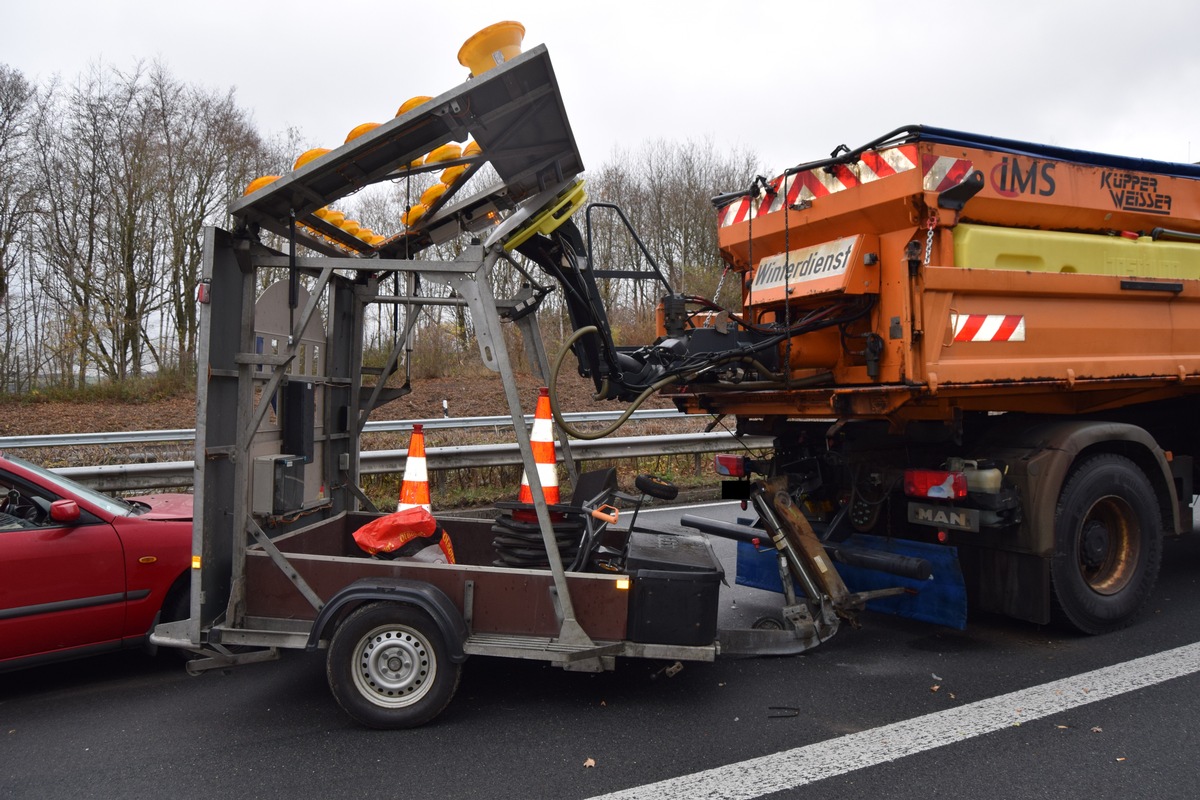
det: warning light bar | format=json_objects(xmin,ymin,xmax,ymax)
[{"xmin": 903, "ymin": 469, "xmax": 968, "ymax": 499}]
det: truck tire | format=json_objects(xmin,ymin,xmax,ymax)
[
  {"xmin": 1050, "ymin": 454, "xmax": 1162, "ymax": 634},
  {"xmin": 327, "ymin": 601, "xmax": 461, "ymax": 729}
]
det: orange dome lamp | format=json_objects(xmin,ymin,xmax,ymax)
[
  {"xmin": 402, "ymin": 204, "xmax": 428, "ymax": 227},
  {"xmin": 457, "ymin": 21, "xmax": 525, "ymax": 77},
  {"xmin": 439, "ymin": 165, "xmax": 468, "ymax": 185},
  {"xmin": 243, "ymin": 175, "xmax": 280, "ymax": 195},
  {"xmin": 420, "ymin": 182, "xmax": 448, "ymax": 207},
  {"xmin": 396, "ymin": 96, "xmax": 433, "ymax": 116},
  {"xmin": 345, "ymin": 122, "xmax": 380, "ymax": 143},
  {"xmin": 293, "ymin": 148, "xmax": 330, "ymax": 171},
  {"xmin": 462, "ymin": 140, "xmax": 482, "ymax": 158},
  {"xmin": 436, "ymin": 165, "xmax": 463, "ymax": 185},
  {"xmin": 340, "ymin": 219, "xmax": 362, "ymax": 236},
  {"xmin": 426, "ymin": 143, "xmax": 462, "ymax": 164}
]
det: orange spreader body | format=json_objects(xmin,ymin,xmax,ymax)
[{"xmin": 666, "ymin": 127, "xmax": 1200, "ymax": 424}]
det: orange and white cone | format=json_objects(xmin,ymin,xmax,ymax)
[
  {"xmin": 397, "ymin": 424, "xmax": 432, "ymax": 513},
  {"xmin": 514, "ymin": 387, "xmax": 561, "ymax": 522}
]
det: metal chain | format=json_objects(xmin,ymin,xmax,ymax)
[
  {"xmin": 705, "ymin": 267, "xmax": 730, "ymax": 328},
  {"xmin": 923, "ymin": 212, "xmax": 937, "ymax": 265}
]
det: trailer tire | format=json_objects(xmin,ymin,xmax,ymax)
[
  {"xmin": 327, "ymin": 601, "xmax": 461, "ymax": 729},
  {"xmin": 1050, "ymin": 454, "xmax": 1162, "ymax": 635}
]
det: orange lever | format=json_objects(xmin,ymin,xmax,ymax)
[{"xmin": 590, "ymin": 504, "xmax": 619, "ymax": 525}]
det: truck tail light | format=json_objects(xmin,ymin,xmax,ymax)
[
  {"xmin": 903, "ymin": 468, "xmax": 968, "ymax": 499},
  {"xmin": 714, "ymin": 454, "xmax": 747, "ymax": 477}
]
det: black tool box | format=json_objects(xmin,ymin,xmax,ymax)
[{"xmin": 624, "ymin": 533, "xmax": 724, "ymax": 646}]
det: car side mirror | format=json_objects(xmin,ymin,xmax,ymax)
[{"xmin": 49, "ymin": 499, "xmax": 80, "ymax": 523}]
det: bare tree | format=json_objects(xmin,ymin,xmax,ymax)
[
  {"xmin": 0, "ymin": 65, "xmax": 37, "ymax": 389},
  {"xmin": 0, "ymin": 65, "xmax": 35, "ymax": 304},
  {"xmin": 30, "ymin": 68, "xmax": 110, "ymax": 388},
  {"xmin": 149, "ymin": 63, "xmax": 264, "ymax": 373}
]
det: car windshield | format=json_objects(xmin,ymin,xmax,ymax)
[{"xmin": 3, "ymin": 453, "xmax": 136, "ymax": 517}]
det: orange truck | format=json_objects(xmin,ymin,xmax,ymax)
[{"xmin": 588, "ymin": 125, "xmax": 1200, "ymax": 635}]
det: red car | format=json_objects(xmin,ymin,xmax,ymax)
[{"xmin": 0, "ymin": 452, "xmax": 193, "ymax": 672}]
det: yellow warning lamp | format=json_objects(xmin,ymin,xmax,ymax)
[
  {"xmin": 396, "ymin": 96, "xmax": 432, "ymax": 116},
  {"xmin": 340, "ymin": 219, "xmax": 362, "ymax": 236},
  {"xmin": 357, "ymin": 227, "xmax": 376, "ymax": 241},
  {"xmin": 243, "ymin": 175, "xmax": 279, "ymax": 195},
  {"xmin": 402, "ymin": 203, "xmax": 428, "ymax": 227},
  {"xmin": 293, "ymin": 148, "xmax": 330, "ymax": 171},
  {"xmin": 426, "ymin": 143, "xmax": 462, "ymax": 164},
  {"xmin": 320, "ymin": 209, "xmax": 346, "ymax": 227},
  {"xmin": 462, "ymin": 140, "xmax": 482, "ymax": 158},
  {"xmin": 458, "ymin": 21, "xmax": 525, "ymax": 77},
  {"xmin": 409, "ymin": 155, "xmax": 426, "ymax": 169},
  {"xmin": 420, "ymin": 182, "xmax": 448, "ymax": 207},
  {"xmin": 439, "ymin": 165, "xmax": 468, "ymax": 185},
  {"xmin": 365, "ymin": 234, "xmax": 387, "ymax": 247},
  {"xmin": 345, "ymin": 122, "xmax": 380, "ymax": 143}
]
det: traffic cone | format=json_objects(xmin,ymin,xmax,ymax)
[
  {"xmin": 514, "ymin": 387, "xmax": 561, "ymax": 522},
  {"xmin": 397, "ymin": 424, "xmax": 432, "ymax": 513}
]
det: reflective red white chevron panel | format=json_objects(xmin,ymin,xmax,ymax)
[
  {"xmin": 717, "ymin": 145, "xmax": 920, "ymax": 228},
  {"xmin": 951, "ymin": 314, "xmax": 1026, "ymax": 342},
  {"xmin": 922, "ymin": 154, "xmax": 975, "ymax": 192}
]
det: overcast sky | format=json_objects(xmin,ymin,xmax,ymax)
[{"xmin": 3, "ymin": 0, "xmax": 1199, "ymax": 180}]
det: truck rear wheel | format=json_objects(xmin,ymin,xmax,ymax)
[
  {"xmin": 1050, "ymin": 454, "xmax": 1162, "ymax": 634},
  {"xmin": 327, "ymin": 602, "xmax": 461, "ymax": 729}
]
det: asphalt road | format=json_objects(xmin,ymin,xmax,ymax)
[{"xmin": 4, "ymin": 501, "xmax": 1200, "ymax": 799}]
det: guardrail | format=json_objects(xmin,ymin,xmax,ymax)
[
  {"xmin": 52, "ymin": 432, "xmax": 775, "ymax": 493},
  {"xmin": 0, "ymin": 408, "xmax": 692, "ymax": 450}
]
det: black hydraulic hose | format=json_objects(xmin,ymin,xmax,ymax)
[
  {"xmin": 549, "ymin": 327, "xmax": 799, "ymax": 441},
  {"xmin": 549, "ymin": 326, "xmax": 680, "ymax": 440}
]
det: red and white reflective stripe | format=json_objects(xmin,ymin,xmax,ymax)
[
  {"xmin": 717, "ymin": 145, "xmax": 919, "ymax": 228},
  {"xmin": 951, "ymin": 314, "xmax": 1026, "ymax": 342},
  {"xmin": 922, "ymin": 155, "xmax": 975, "ymax": 192}
]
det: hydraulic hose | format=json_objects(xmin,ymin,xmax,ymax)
[
  {"xmin": 549, "ymin": 326, "xmax": 680, "ymax": 440},
  {"xmin": 548, "ymin": 328, "xmax": 800, "ymax": 440}
]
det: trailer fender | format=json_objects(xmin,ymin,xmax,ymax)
[
  {"xmin": 305, "ymin": 578, "xmax": 469, "ymax": 663},
  {"xmin": 993, "ymin": 419, "xmax": 1179, "ymax": 555}
]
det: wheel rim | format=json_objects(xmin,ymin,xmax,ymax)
[
  {"xmin": 351, "ymin": 624, "xmax": 437, "ymax": 708},
  {"xmin": 1076, "ymin": 495, "xmax": 1140, "ymax": 595}
]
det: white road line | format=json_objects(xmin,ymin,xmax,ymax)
[{"xmin": 589, "ymin": 641, "xmax": 1200, "ymax": 800}]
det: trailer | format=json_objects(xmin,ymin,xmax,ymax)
[{"xmin": 152, "ymin": 41, "xmax": 902, "ymax": 729}]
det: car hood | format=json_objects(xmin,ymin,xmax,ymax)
[{"xmin": 124, "ymin": 493, "xmax": 194, "ymax": 521}]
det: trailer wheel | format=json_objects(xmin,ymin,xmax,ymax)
[
  {"xmin": 327, "ymin": 602, "xmax": 461, "ymax": 729},
  {"xmin": 1051, "ymin": 454, "xmax": 1162, "ymax": 634}
]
